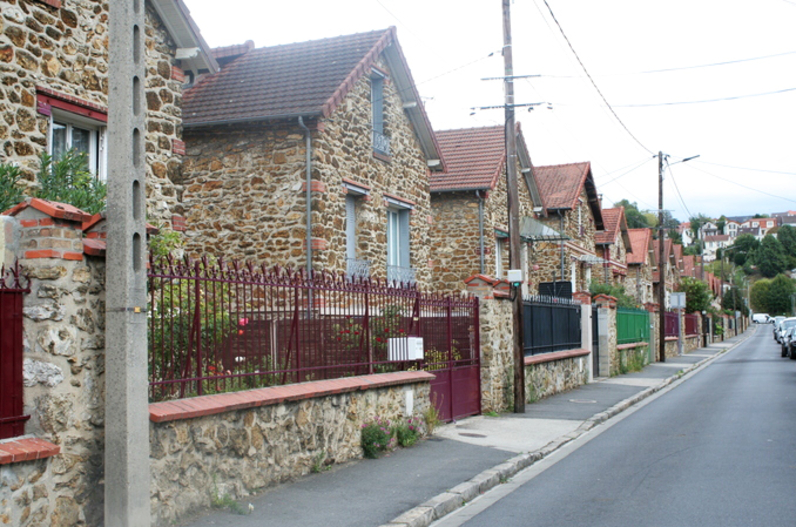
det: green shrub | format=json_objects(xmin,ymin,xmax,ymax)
[
  {"xmin": 394, "ymin": 417, "xmax": 421, "ymax": 447},
  {"xmin": 361, "ymin": 417, "xmax": 394, "ymax": 458},
  {"xmin": 0, "ymin": 161, "xmax": 24, "ymax": 213},
  {"xmin": 34, "ymin": 149, "xmax": 106, "ymax": 213}
]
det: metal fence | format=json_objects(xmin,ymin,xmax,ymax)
[
  {"xmin": 147, "ymin": 257, "xmax": 478, "ymax": 402},
  {"xmin": 0, "ymin": 264, "xmax": 29, "ymax": 440},
  {"xmin": 522, "ymin": 295, "xmax": 581, "ymax": 356},
  {"xmin": 664, "ymin": 311, "xmax": 680, "ymax": 337},
  {"xmin": 616, "ymin": 307, "xmax": 651, "ymax": 345},
  {"xmin": 684, "ymin": 313, "xmax": 699, "ymax": 336}
]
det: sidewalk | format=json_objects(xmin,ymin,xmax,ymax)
[{"xmin": 181, "ymin": 329, "xmax": 752, "ymax": 527}]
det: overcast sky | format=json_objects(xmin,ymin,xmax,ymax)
[{"xmin": 182, "ymin": 0, "xmax": 796, "ymax": 223}]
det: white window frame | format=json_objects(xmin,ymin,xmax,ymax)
[{"xmin": 48, "ymin": 109, "xmax": 108, "ymax": 182}]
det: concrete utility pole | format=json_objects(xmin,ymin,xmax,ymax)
[
  {"xmin": 503, "ymin": 0, "xmax": 525, "ymax": 413},
  {"xmin": 657, "ymin": 152, "xmax": 666, "ymax": 363},
  {"xmin": 106, "ymin": 2, "xmax": 151, "ymax": 525}
]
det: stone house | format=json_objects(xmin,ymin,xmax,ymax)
[
  {"xmin": 626, "ymin": 228, "xmax": 655, "ymax": 304},
  {"xmin": 531, "ymin": 161, "xmax": 604, "ymax": 295},
  {"xmin": 593, "ymin": 206, "xmax": 631, "ymax": 288},
  {"xmin": 653, "ymin": 238, "xmax": 679, "ymax": 308},
  {"xmin": 0, "ymin": 0, "xmax": 217, "ymax": 228},
  {"xmin": 180, "ymin": 27, "xmax": 444, "ymax": 288},
  {"xmin": 428, "ymin": 125, "xmax": 546, "ymax": 294}
]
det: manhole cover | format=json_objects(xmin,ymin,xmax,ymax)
[
  {"xmin": 458, "ymin": 432, "xmax": 487, "ymax": 438},
  {"xmin": 569, "ymin": 399, "xmax": 597, "ymax": 404}
]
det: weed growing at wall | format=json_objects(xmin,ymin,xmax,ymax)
[{"xmin": 361, "ymin": 417, "xmax": 395, "ymax": 458}]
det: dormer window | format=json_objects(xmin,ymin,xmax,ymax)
[{"xmin": 371, "ymin": 70, "xmax": 390, "ymax": 157}]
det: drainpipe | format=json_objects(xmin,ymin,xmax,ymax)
[
  {"xmin": 559, "ymin": 211, "xmax": 565, "ymax": 281},
  {"xmin": 298, "ymin": 117, "xmax": 312, "ymax": 276},
  {"xmin": 477, "ymin": 191, "xmax": 485, "ymax": 274}
]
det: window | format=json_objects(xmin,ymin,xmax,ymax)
[
  {"xmin": 48, "ymin": 110, "xmax": 107, "ymax": 181},
  {"xmin": 345, "ymin": 194, "xmax": 370, "ymax": 279},
  {"xmin": 495, "ymin": 238, "xmax": 505, "ymax": 278},
  {"xmin": 386, "ymin": 208, "xmax": 412, "ymax": 283},
  {"xmin": 371, "ymin": 71, "xmax": 390, "ymax": 156}
]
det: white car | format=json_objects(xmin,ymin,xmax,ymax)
[
  {"xmin": 752, "ymin": 313, "xmax": 770, "ymax": 324},
  {"xmin": 777, "ymin": 318, "xmax": 796, "ymax": 355}
]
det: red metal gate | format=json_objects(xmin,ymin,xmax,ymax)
[
  {"xmin": 423, "ymin": 296, "xmax": 481, "ymax": 422},
  {"xmin": 0, "ymin": 264, "xmax": 29, "ymax": 440}
]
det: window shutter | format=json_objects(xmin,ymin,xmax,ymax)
[{"xmin": 346, "ymin": 195, "xmax": 357, "ymax": 260}]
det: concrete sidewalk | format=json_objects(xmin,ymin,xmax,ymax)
[{"xmin": 180, "ymin": 329, "xmax": 752, "ymax": 527}]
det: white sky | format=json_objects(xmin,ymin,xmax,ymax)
[{"xmin": 182, "ymin": 0, "xmax": 796, "ymax": 223}]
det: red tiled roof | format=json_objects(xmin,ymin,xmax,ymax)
[
  {"xmin": 184, "ymin": 29, "xmax": 393, "ymax": 125},
  {"xmin": 212, "ymin": 40, "xmax": 255, "ymax": 61},
  {"xmin": 627, "ymin": 228, "xmax": 652, "ymax": 264},
  {"xmin": 704, "ymin": 235, "xmax": 730, "ymax": 242},
  {"xmin": 533, "ymin": 162, "xmax": 592, "ymax": 210},
  {"xmin": 430, "ymin": 127, "xmax": 505, "ymax": 192},
  {"xmin": 595, "ymin": 207, "xmax": 623, "ymax": 245}
]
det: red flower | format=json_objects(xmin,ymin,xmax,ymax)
[
  {"xmin": 384, "ymin": 328, "xmax": 389, "ymax": 333},
  {"xmin": 399, "ymin": 329, "xmax": 405, "ymax": 334},
  {"xmin": 337, "ymin": 337, "xmax": 342, "ymax": 341},
  {"xmin": 238, "ymin": 329, "xmax": 245, "ymax": 335},
  {"xmin": 375, "ymin": 337, "xmax": 382, "ymax": 342}
]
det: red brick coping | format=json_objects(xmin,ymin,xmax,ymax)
[
  {"xmin": 617, "ymin": 342, "xmax": 649, "ymax": 350},
  {"xmin": 0, "ymin": 437, "xmax": 60, "ymax": 465},
  {"xmin": 149, "ymin": 371, "xmax": 435, "ymax": 423},
  {"xmin": 665, "ymin": 337, "xmax": 678, "ymax": 342},
  {"xmin": 524, "ymin": 348, "xmax": 590, "ymax": 366}
]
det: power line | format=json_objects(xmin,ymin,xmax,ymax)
[
  {"xmin": 693, "ymin": 160, "xmax": 796, "ymax": 176},
  {"xmin": 665, "ymin": 159, "xmax": 693, "ymax": 220},
  {"xmin": 614, "ymin": 86, "xmax": 796, "ymax": 107},
  {"xmin": 540, "ymin": 0, "xmax": 653, "ymax": 155},
  {"xmin": 597, "ymin": 156, "xmax": 655, "ymax": 186},
  {"xmin": 537, "ymin": 50, "xmax": 796, "ymax": 78},
  {"xmin": 688, "ymin": 164, "xmax": 796, "ymax": 205}
]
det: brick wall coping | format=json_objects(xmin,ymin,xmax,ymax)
[
  {"xmin": 149, "ymin": 371, "xmax": 435, "ymax": 423},
  {"xmin": 617, "ymin": 342, "xmax": 649, "ymax": 350},
  {"xmin": 524, "ymin": 348, "xmax": 589, "ymax": 366},
  {"xmin": 685, "ymin": 333, "xmax": 700, "ymax": 338},
  {"xmin": 665, "ymin": 336, "xmax": 678, "ymax": 342},
  {"xmin": 0, "ymin": 437, "xmax": 60, "ymax": 466}
]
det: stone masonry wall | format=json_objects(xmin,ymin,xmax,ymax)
[
  {"xmin": 525, "ymin": 356, "xmax": 588, "ymax": 403},
  {"xmin": 0, "ymin": 0, "xmax": 185, "ymax": 227},
  {"xmin": 1, "ymin": 212, "xmax": 107, "ymax": 527},
  {"xmin": 182, "ymin": 56, "xmax": 434, "ymax": 288},
  {"xmin": 476, "ymin": 298, "xmax": 514, "ymax": 413},
  {"xmin": 149, "ymin": 381, "xmax": 431, "ymax": 525}
]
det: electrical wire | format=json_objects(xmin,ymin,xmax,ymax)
[
  {"xmin": 687, "ymin": 164, "xmax": 796, "ymax": 206},
  {"xmin": 597, "ymin": 157, "xmax": 655, "ymax": 186},
  {"xmin": 540, "ymin": 0, "xmax": 653, "ymax": 155},
  {"xmin": 614, "ymin": 86, "xmax": 796, "ymax": 107},
  {"xmin": 665, "ymin": 159, "xmax": 693, "ymax": 220},
  {"xmin": 693, "ymin": 160, "xmax": 796, "ymax": 176}
]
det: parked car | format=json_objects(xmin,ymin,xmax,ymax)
[
  {"xmin": 773, "ymin": 316, "xmax": 787, "ymax": 341},
  {"xmin": 783, "ymin": 326, "xmax": 796, "ymax": 359},
  {"xmin": 752, "ymin": 313, "xmax": 770, "ymax": 324},
  {"xmin": 777, "ymin": 318, "xmax": 796, "ymax": 354}
]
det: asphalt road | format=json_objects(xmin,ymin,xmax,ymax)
[{"xmin": 437, "ymin": 326, "xmax": 796, "ymax": 527}]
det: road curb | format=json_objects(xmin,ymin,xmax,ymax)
[{"xmin": 379, "ymin": 330, "xmax": 753, "ymax": 527}]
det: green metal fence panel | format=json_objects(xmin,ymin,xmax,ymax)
[{"xmin": 617, "ymin": 307, "xmax": 651, "ymax": 345}]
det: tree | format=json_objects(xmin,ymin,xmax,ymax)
[
  {"xmin": 614, "ymin": 199, "xmax": 651, "ymax": 229},
  {"xmin": 684, "ymin": 244, "xmax": 701, "ymax": 256},
  {"xmin": 668, "ymin": 230, "xmax": 683, "ymax": 245},
  {"xmin": 767, "ymin": 274, "xmax": 796, "ymax": 315},
  {"xmin": 777, "ymin": 224, "xmax": 796, "ymax": 268},
  {"xmin": 730, "ymin": 234, "xmax": 759, "ymax": 266},
  {"xmin": 756, "ymin": 235, "xmax": 788, "ymax": 278},
  {"xmin": 661, "ymin": 210, "xmax": 680, "ymax": 230},
  {"xmin": 749, "ymin": 279, "xmax": 770, "ymax": 312},
  {"xmin": 753, "ymin": 213, "xmax": 770, "ymax": 219},
  {"xmin": 677, "ymin": 277, "xmax": 712, "ymax": 314},
  {"xmin": 716, "ymin": 215, "xmax": 727, "ymax": 235},
  {"xmin": 721, "ymin": 286, "xmax": 748, "ymax": 316}
]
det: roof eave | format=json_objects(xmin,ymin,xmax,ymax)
[
  {"xmin": 183, "ymin": 112, "xmax": 322, "ymax": 129},
  {"xmin": 149, "ymin": 0, "xmax": 219, "ymax": 74}
]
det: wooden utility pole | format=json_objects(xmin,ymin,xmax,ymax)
[
  {"xmin": 503, "ymin": 0, "xmax": 525, "ymax": 412},
  {"xmin": 657, "ymin": 152, "xmax": 666, "ymax": 363}
]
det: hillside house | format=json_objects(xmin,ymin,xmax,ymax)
[
  {"xmin": 594, "ymin": 207, "xmax": 632, "ymax": 288},
  {"xmin": 626, "ymin": 228, "xmax": 655, "ymax": 304},
  {"xmin": 180, "ymin": 28, "xmax": 444, "ymax": 287}
]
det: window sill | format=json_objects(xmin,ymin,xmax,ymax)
[
  {"xmin": 0, "ymin": 437, "xmax": 60, "ymax": 465},
  {"xmin": 373, "ymin": 151, "xmax": 392, "ymax": 164}
]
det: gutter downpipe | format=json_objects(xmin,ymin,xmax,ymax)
[
  {"xmin": 298, "ymin": 117, "xmax": 312, "ymax": 277},
  {"xmin": 559, "ymin": 211, "xmax": 565, "ymax": 281},
  {"xmin": 477, "ymin": 191, "xmax": 485, "ymax": 274}
]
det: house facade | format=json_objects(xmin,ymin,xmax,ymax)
[
  {"xmin": 703, "ymin": 234, "xmax": 731, "ymax": 262},
  {"xmin": 0, "ymin": 0, "xmax": 216, "ymax": 227},
  {"xmin": 594, "ymin": 207, "xmax": 631, "ymax": 288},
  {"xmin": 428, "ymin": 125, "xmax": 545, "ymax": 293},
  {"xmin": 653, "ymin": 238, "xmax": 679, "ymax": 308},
  {"xmin": 532, "ymin": 162, "xmax": 604, "ymax": 295},
  {"xmin": 626, "ymin": 228, "xmax": 654, "ymax": 304},
  {"xmin": 180, "ymin": 28, "xmax": 443, "ymax": 288}
]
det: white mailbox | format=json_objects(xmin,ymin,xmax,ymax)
[{"xmin": 388, "ymin": 337, "xmax": 424, "ymax": 361}]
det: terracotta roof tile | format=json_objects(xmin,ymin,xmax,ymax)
[
  {"xmin": 533, "ymin": 162, "xmax": 591, "ymax": 210},
  {"xmin": 184, "ymin": 29, "xmax": 392, "ymax": 125},
  {"xmin": 430, "ymin": 127, "xmax": 505, "ymax": 192},
  {"xmin": 627, "ymin": 228, "xmax": 652, "ymax": 264},
  {"xmin": 595, "ymin": 207, "xmax": 622, "ymax": 245}
]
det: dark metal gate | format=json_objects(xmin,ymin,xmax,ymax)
[
  {"xmin": 0, "ymin": 264, "xmax": 29, "ymax": 440},
  {"xmin": 592, "ymin": 304, "xmax": 600, "ymax": 376},
  {"xmin": 423, "ymin": 296, "xmax": 481, "ymax": 422}
]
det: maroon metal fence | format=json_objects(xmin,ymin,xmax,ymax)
[
  {"xmin": 664, "ymin": 311, "xmax": 679, "ymax": 338},
  {"xmin": 147, "ymin": 257, "xmax": 480, "ymax": 411},
  {"xmin": 684, "ymin": 313, "xmax": 699, "ymax": 336},
  {"xmin": 0, "ymin": 263, "xmax": 29, "ymax": 440}
]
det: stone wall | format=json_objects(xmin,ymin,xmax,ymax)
[
  {"xmin": 524, "ymin": 354, "xmax": 589, "ymax": 403},
  {"xmin": 475, "ymin": 298, "xmax": 514, "ymax": 413},
  {"xmin": 182, "ymin": 56, "xmax": 434, "ymax": 288},
  {"xmin": 0, "ymin": 0, "xmax": 185, "ymax": 227},
  {"xmin": 627, "ymin": 263, "xmax": 654, "ymax": 305},
  {"xmin": 1, "ymin": 209, "xmax": 107, "ymax": 527},
  {"xmin": 149, "ymin": 378, "xmax": 431, "ymax": 525}
]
